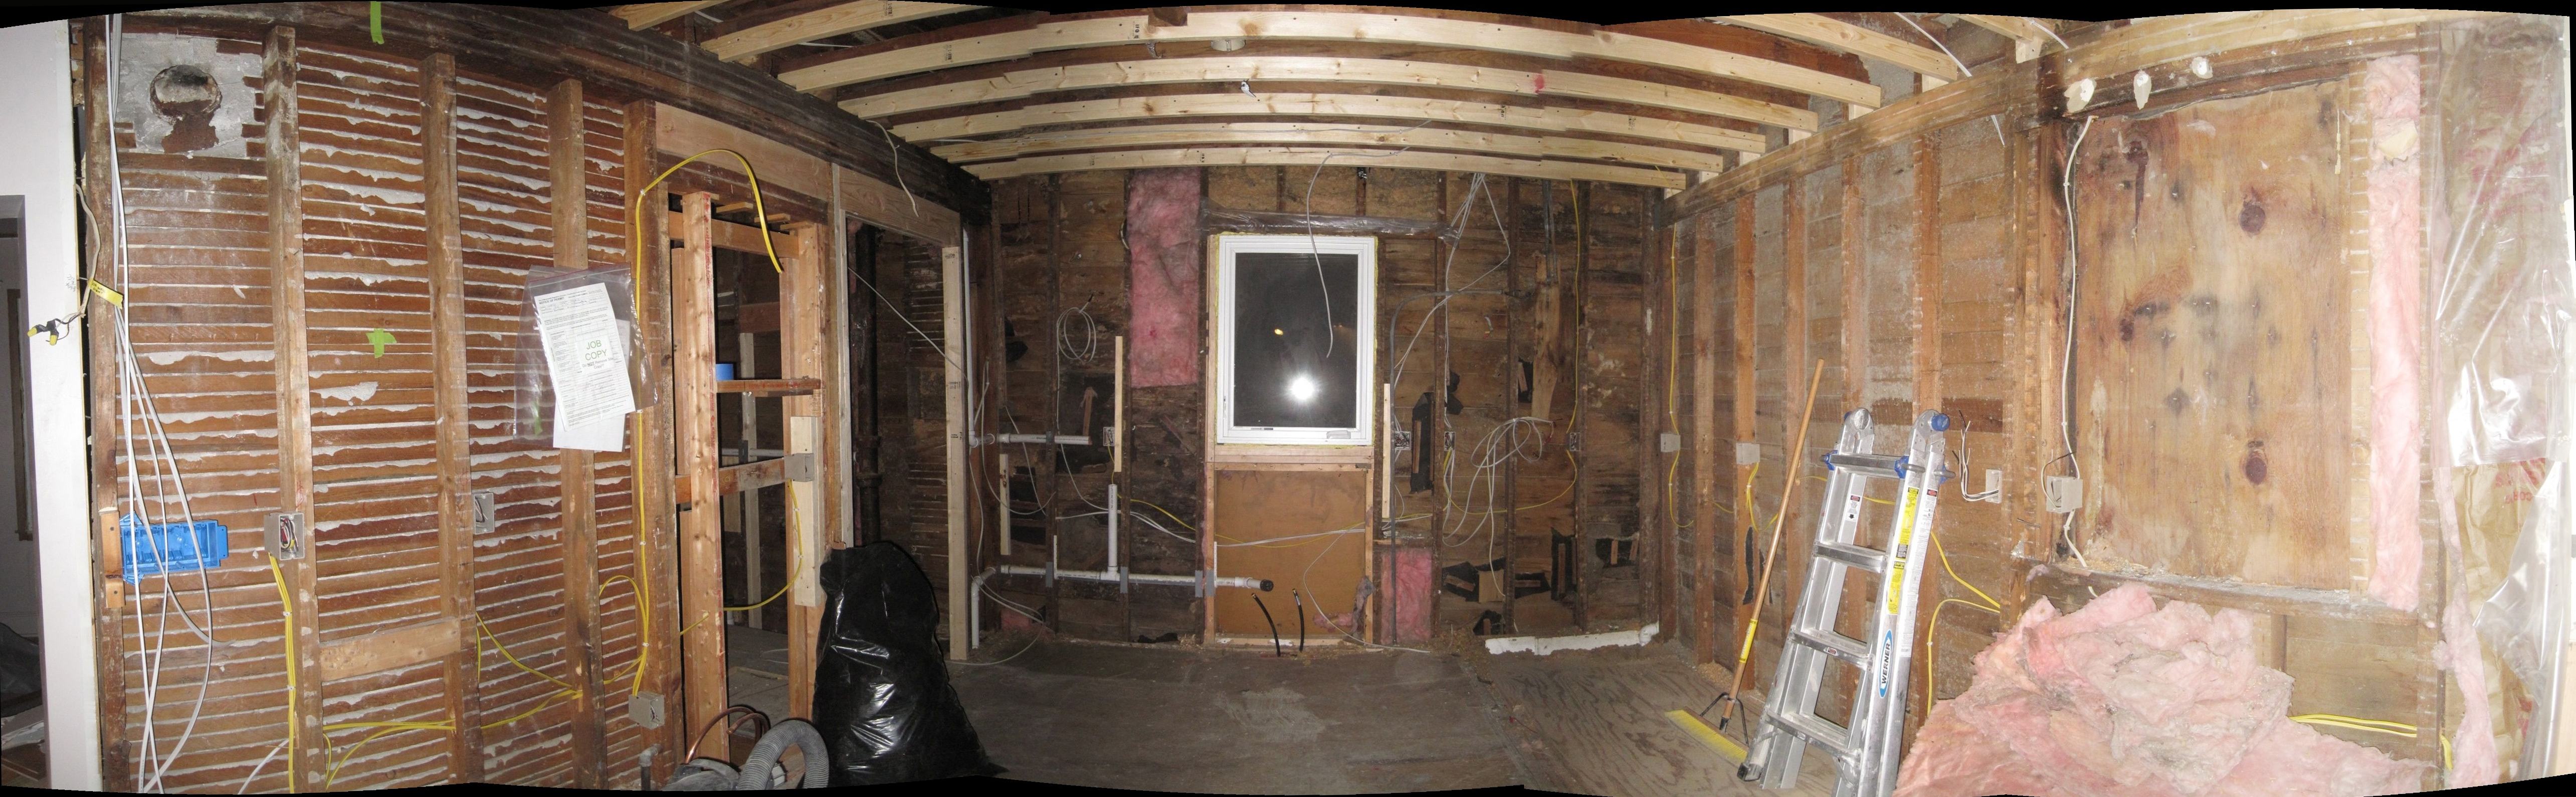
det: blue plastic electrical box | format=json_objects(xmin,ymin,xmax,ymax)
[{"xmin": 119, "ymin": 516, "xmax": 229, "ymax": 583}]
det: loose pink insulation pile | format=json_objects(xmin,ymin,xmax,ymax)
[{"xmin": 1893, "ymin": 584, "xmax": 2428, "ymax": 797}]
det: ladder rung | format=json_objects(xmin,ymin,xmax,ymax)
[
  {"xmin": 1824, "ymin": 452, "xmax": 1905, "ymax": 479},
  {"xmin": 1792, "ymin": 627, "xmax": 1870, "ymax": 665},
  {"xmin": 1815, "ymin": 541, "xmax": 1886, "ymax": 573},
  {"xmin": 1767, "ymin": 709, "xmax": 1856, "ymax": 759}
]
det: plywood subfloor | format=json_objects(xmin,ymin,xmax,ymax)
[
  {"xmin": 945, "ymin": 634, "xmax": 1835, "ymax": 796},
  {"xmin": 1471, "ymin": 642, "xmax": 1837, "ymax": 797}
]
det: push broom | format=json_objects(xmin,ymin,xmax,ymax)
[{"xmin": 1668, "ymin": 359, "xmax": 1825, "ymax": 766}]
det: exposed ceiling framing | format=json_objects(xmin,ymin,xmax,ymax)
[{"xmin": 610, "ymin": 5, "xmax": 2087, "ymax": 188}]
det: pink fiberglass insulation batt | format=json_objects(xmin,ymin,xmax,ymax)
[
  {"xmin": 1893, "ymin": 584, "xmax": 2427, "ymax": 797},
  {"xmin": 1125, "ymin": 167, "xmax": 1204, "ymax": 388},
  {"xmin": 2363, "ymin": 54, "xmax": 2426, "ymax": 614}
]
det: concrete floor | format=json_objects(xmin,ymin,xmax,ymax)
[{"xmin": 946, "ymin": 637, "xmax": 1837, "ymax": 796}]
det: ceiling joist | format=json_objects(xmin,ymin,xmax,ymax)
[
  {"xmin": 960, "ymin": 146, "xmax": 1688, "ymax": 189},
  {"xmin": 928, "ymin": 122, "xmax": 1734, "ymax": 173},
  {"xmin": 702, "ymin": 2, "xmax": 984, "ymax": 62},
  {"xmin": 842, "ymin": 56, "xmax": 1814, "ymax": 133},
  {"xmin": 1711, "ymin": 14, "xmax": 1962, "ymax": 82},
  {"xmin": 888, "ymin": 92, "xmax": 1770, "ymax": 154},
  {"xmin": 613, "ymin": 1, "xmax": 729, "ymax": 31},
  {"xmin": 778, "ymin": 11, "xmax": 1883, "ymax": 109}
]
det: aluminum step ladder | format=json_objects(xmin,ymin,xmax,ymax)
[{"xmin": 1737, "ymin": 409, "xmax": 1951, "ymax": 797}]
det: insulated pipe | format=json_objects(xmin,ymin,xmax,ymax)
[{"xmin": 969, "ymin": 565, "xmax": 1271, "ymax": 649}]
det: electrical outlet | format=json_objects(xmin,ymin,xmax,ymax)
[
  {"xmin": 1565, "ymin": 432, "xmax": 1582, "ymax": 452},
  {"xmin": 264, "ymin": 512, "xmax": 305, "ymax": 561},
  {"xmin": 1984, "ymin": 469, "xmax": 2004, "ymax": 502},
  {"xmin": 2044, "ymin": 476, "xmax": 2084, "ymax": 514},
  {"xmin": 1735, "ymin": 441, "xmax": 1761, "ymax": 465},
  {"xmin": 1659, "ymin": 431, "xmax": 1682, "ymax": 453},
  {"xmin": 1392, "ymin": 430, "xmax": 1414, "ymax": 452}
]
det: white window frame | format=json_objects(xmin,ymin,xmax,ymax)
[{"xmin": 1213, "ymin": 234, "xmax": 1376, "ymax": 446}]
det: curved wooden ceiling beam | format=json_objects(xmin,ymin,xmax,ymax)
[
  {"xmin": 613, "ymin": 1, "xmax": 731, "ymax": 30},
  {"xmin": 703, "ymin": 2, "xmax": 984, "ymax": 62},
  {"xmin": 927, "ymin": 122, "xmax": 1732, "ymax": 173},
  {"xmin": 961, "ymin": 146, "xmax": 1687, "ymax": 189},
  {"xmin": 1711, "ymin": 14, "xmax": 1962, "ymax": 81},
  {"xmin": 886, "ymin": 92, "xmax": 1770, "ymax": 154},
  {"xmin": 841, "ymin": 56, "xmax": 1814, "ymax": 131},
  {"xmin": 777, "ymin": 10, "xmax": 1882, "ymax": 108}
]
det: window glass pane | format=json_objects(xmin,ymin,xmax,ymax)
[{"xmin": 1233, "ymin": 250, "xmax": 1359, "ymax": 428}]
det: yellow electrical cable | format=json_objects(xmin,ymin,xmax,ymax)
[
  {"xmin": 476, "ymin": 617, "xmax": 575, "ymax": 692},
  {"xmin": 265, "ymin": 554, "xmax": 299, "ymax": 793},
  {"xmin": 622, "ymin": 147, "xmax": 791, "ymax": 699}
]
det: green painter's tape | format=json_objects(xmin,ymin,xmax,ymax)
[
  {"xmin": 370, "ymin": 2, "xmax": 383, "ymax": 44},
  {"xmin": 366, "ymin": 328, "xmax": 397, "ymax": 357}
]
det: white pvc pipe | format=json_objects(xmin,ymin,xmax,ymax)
[
  {"xmin": 969, "ymin": 565, "xmax": 1270, "ymax": 649},
  {"xmin": 1105, "ymin": 483, "xmax": 1119, "ymax": 572},
  {"xmin": 1483, "ymin": 623, "xmax": 1662, "ymax": 656}
]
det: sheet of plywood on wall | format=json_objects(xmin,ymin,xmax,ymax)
[
  {"xmin": 1211, "ymin": 468, "xmax": 1372, "ymax": 635},
  {"xmin": 96, "ymin": 28, "xmax": 294, "ymax": 790},
  {"xmin": 1693, "ymin": 203, "xmax": 1740, "ymax": 665},
  {"xmin": 1919, "ymin": 116, "xmax": 2019, "ymax": 717},
  {"xmin": 292, "ymin": 43, "xmax": 460, "ymax": 789},
  {"xmin": 2072, "ymin": 80, "xmax": 2355, "ymax": 591},
  {"xmin": 1574, "ymin": 181, "xmax": 1649, "ymax": 625},
  {"xmin": 451, "ymin": 71, "xmax": 585, "ymax": 786}
]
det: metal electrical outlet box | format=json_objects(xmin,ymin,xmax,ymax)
[
  {"xmin": 2044, "ymin": 476, "xmax": 2084, "ymax": 514},
  {"xmin": 1659, "ymin": 431, "xmax": 1682, "ymax": 453},
  {"xmin": 264, "ymin": 511, "xmax": 306, "ymax": 561},
  {"xmin": 785, "ymin": 452, "xmax": 816, "ymax": 482},
  {"xmin": 1735, "ymin": 441, "xmax": 1762, "ymax": 465},
  {"xmin": 470, "ymin": 490, "xmax": 499, "ymax": 534},
  {"xmin": 627, "ymin": 691, "xmax": 666, "ymax": 729}
]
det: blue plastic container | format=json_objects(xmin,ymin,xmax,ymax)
[
  {"xmin": 119, "ymin": 516, "xmax": 230, "ymax": 582},
  {"xmin": 715, "ymin": 362, "xmax": 736, "ymax": 382}
]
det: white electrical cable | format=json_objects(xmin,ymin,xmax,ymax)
[{"xmin": 2058, "ymin": 116, "xmax": 2097, "ymax": 569}]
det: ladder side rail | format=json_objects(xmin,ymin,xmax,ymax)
[{"xmin": 1867, "ymin": 413, "xmax": 1949, "ymax": 796}]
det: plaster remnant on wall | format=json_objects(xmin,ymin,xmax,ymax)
[
  {"xmin": 314, "ymin": 380, "xmax": 380, "ymax": 404},
  {"xmin": 113, "ymin": 33, "xmax": 261, "ymax": 159}
]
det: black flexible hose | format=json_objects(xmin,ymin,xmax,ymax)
[
  {"xmin": 1292, "ymin": 589, "xmax": 1306, "ymax": 654},
  {"xmin": 734, "ymin": 719, "xmax": 829, "ymax": 790},
  {"xmin": 1251, "ymin": 594, "xmax": 1283, "ymax": 657}
]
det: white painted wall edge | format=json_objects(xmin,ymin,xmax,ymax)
[
  {"xmin": 1484, "ymin": 622, "xmax": 1662, "ymax": 656},
  {"xmin": 0, "ymin": 19, "xmax": 103, "ymax": 791}
]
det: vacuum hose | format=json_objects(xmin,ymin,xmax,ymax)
[{"xmin": 734, "ymin": 719, "xmax": 830, "ymax": 790}]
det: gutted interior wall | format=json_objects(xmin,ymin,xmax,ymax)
[
  {"xmin": 73, "ymin": 6, "xmax": 985, "ymax": 790},
  {"xmin": 1656, "ymin": 13, "xmax": 2568, "ymax": 787},
  {"xmin": 957, "ymin": 166, "xmax": 1655, "ymax": 645}
]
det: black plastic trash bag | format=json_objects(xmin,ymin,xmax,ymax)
[{"xmin": 813, "ymin": 542, "xmax": 1001, "ymax": 784}]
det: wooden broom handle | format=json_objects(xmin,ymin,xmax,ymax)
[{"xmin": 1723, "ymin": 359, "xmax": 1828, "ymax": 705}]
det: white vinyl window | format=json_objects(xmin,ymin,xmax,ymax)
[{"xmin": 1214, "ymin": 235, "xmax": 1375, "ymax": 446}]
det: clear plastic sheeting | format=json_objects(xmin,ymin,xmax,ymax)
[
  {"xmin": 2431, "ymin": 16, "xmax": 2571, "ymax": 469},
  {"xmin": 511, "ymin": 265, "xmax": 650, "ymax": 446},
  {"xmin": 2425, "ymin": 14, "xmax": 2572, "ymax": 782}
]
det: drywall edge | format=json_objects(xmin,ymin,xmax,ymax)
[{"xmin": 0, "ymin": 19, "xmax": 101, "ymax": 791}]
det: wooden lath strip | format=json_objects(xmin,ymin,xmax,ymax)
[
  {"xmin": 779, "ymin": 11, "xmax": 1881, "ymax": 107},
  {"xmin": 1712, "ymin": 14, "xmax": 1962, "ymax": 82},
  {"xmin": 961, "ymin": 146, "xmax": 1685, "ymax": 189},
  {"xmin": 317, "ymin": 618, "xmax": 463, "ymax": 682},
  {"xmin": 928, "ymin": 122, "xmax": 1733, "ymax": 173},
  {"xmin": 889, "ymin": 92, "xmax": 1769, "ymax": 153},
  {"xmin": 703, "ymin": 1, "xmax": 982, "ymax": 62},
  {"xmin": 613, "ymin": 1, "xmax": 730, "ymax": 30}
]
